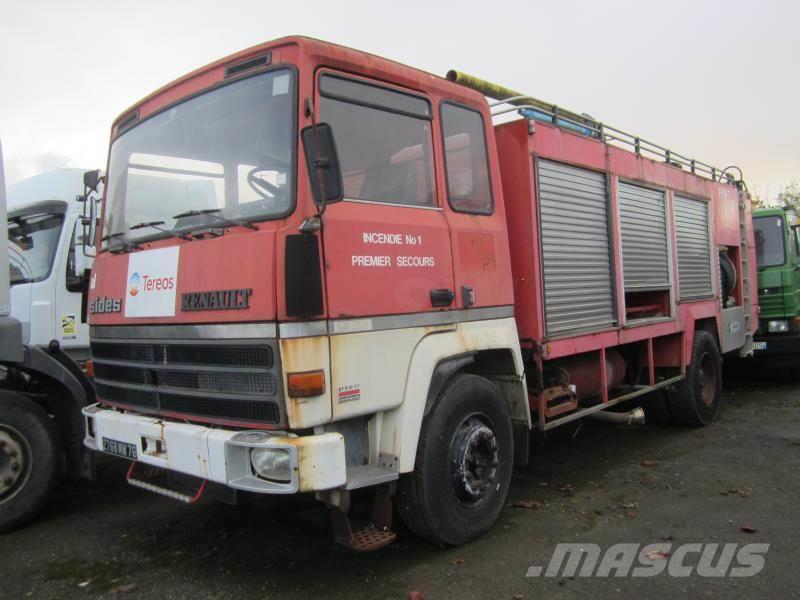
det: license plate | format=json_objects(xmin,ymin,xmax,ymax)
[
  {"xmin": 102, "ymin": 437, "xmax": 138, "ymax": 460},
  {"xmin": 753, "ymin": 341, "xmax": 767, "ymax": 351}
]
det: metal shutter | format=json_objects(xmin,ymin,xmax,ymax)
[
  {"xmin": 674, "ymin": 196, "xmax": 713, "ymax": 300},
  {"xmin": 618, "ymin": 182, "xmax": 670, "ymax": 290},
  {"xmin": 537, "ymin": 160, "xmax": 615, "ymax": 337}
]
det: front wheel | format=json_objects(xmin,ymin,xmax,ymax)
[
  {"xmin": 665, "ymin": 330, "xmax": 723, "ymax": 426},
  {"xmin": 0, "ymin": 392, "xmax": 61, "ymax": 533},
  {"xmin": 396, "ymin": 374, "xmax": 514, "ymax": 546}
]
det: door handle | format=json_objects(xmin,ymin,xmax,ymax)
[{"xmin": 430, "ymin": 289, "xmax": 456, "ymax": 307}]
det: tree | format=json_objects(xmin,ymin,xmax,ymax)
[{"xmin": 778, "ymin": 180, "xmax": 800, "ymax": 214}]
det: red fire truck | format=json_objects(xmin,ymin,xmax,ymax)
[{"xmin": 83, "ymin": 37, "xmax": 757, "ymax": 550}]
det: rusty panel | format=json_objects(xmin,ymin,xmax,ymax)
[{"xmin": 279, "ymin": 335, "xmax": 332, "ymax": 429}]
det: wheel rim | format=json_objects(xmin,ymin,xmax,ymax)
[
  {"xmin": 449, "ymin": 414, "xmax": 499, "ymax": 506},
  {"xmin": 698, "ymin": 351, "xmax": 718, "ymax": 407},
  {"xmin": 0, "ymin": 425, "xmax": 32, "ymax": 504}
]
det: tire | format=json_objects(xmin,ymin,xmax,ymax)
[
  {"xmin": 665, "ymin": 330, "xmax": 723, "ymax": 427},
  {"xmin": 719, "ymin": 253, "xmax": 737, "ymax": 300},
  {"xmin": 0, "ymin": 392, "xmax": 61, "ymax": 533},
  {"xmin": 396, "ymin": 374, "xmax": 514, "ymax": 546}
]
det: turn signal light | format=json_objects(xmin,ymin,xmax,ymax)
[
  {"xmin": 287, "ymin": 370, "xmax": 326, "ymax": 397},
  {"xmin": 85, "ymin": 359, "xmax": 94, "ymax": 378}
]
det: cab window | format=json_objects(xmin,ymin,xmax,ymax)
[
  {"xmin": 754, "ymin": 216, "xmax": 786, "ymax": 268},
  {"xmin": 319, "ymin": 74, "xmax": 435, "ymax": 208},
  {"xmin": 441, "ymin": 102, "xmax": 493, "ymax": 214}
]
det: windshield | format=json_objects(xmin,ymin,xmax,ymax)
[
  {"xmin": 754, "ymin": 215, "xmax": 786, "ymax": 268},
  {"xmin": 8, "ymin": 212, "xmax": 64, "ymax": 285},
  {"xmin": 103, "ymin": 69, "xmax": 296, "ymax": 247}
]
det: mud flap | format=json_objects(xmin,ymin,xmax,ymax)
[{"xmin": 513, "ymin": 422, "xmax": 530, "ymax": 467}]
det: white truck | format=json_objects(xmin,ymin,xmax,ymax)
[
  {"xmin": 0, "ymin": 147, "xmax": 101, "ymax": 532},
  {"xmin": 7, "ymin": 169, "xmax": 102, "ymax": 363}
]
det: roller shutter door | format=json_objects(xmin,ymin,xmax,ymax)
[
  {"xmin": 674, "ymin": 195, "xmax": 713, "ymax": 300},
  {"xmin": 537, "ymin": 160, "xmax": 615, "ymax": 337},
  {"xmin": 618, "ymin": 182, "xmax": 670, "ymax": 290}
]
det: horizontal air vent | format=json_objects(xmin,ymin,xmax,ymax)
[
  {"xmin": 225, "ymin": 52, "xmax": 272, "ymax": 78},
  {"xmin": 91, "ymin": 342, "xmax": 272, "ymax": 369},
  {"xmin": 115, "ymin": 110, "xmax": 139, "ymax": 135}
]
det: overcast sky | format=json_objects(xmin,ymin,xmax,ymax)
[{"xmin": 1, "ymin": 0, "xmax": 797, "ymax": 201}]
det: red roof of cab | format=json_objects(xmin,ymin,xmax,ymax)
[{"xmin": 112, "ymin": 36, "xmax": 488, "ymax": 132}]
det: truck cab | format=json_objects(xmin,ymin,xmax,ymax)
[
  {"xmin": 752, "ymin": 206, "xmax": 800, "ymax": 366},
  {"xmin": 7, "ymin": 169, "xmax": 102, "ymax": 365}
]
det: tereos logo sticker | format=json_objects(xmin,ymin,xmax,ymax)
[
  {"xmin": 124, "ymin": 247, "xmax": 180, "ymax": 318},
  {"xmin": 128, "ymin": 272, "xmax": 141, "ymax": 296}
]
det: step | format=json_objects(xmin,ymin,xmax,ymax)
[
  {"xmin": 126, "ymin": 462, "xmax": 207, "ymax": 504},
  {"xmin": 345, "ymin": 464, "xmax": 399, "ymax": 490},
  {"xmin": 346, "ymin": 527, "xmax": 396, "ymax": 551}
]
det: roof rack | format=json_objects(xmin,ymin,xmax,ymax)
[{"xmin": 445, "ymin": 70, "xmax": 740, "ymax": 186}]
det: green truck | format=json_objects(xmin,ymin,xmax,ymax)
[{"xmin": 752, "ymin": 207, "xmax": 800, "ymax": 368}]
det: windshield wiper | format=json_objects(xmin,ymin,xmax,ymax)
[
  {"xmin": 173, "ymin": 209, "xmax": 259, "ymax": 232},
  {"xmin": 129, "ymin": 220, "xmax": 192, "ymax": 241},
  {"xmin": 102, "ymin": 232, "xmax": 140, "ymax": 254}
]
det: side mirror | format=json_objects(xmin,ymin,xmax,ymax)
[
  {"xmin": 83, "ymin": 169, "xmax": 102, "ymax": 192},
  {"xmin": 67, "ymin": 225, "xmax": 93, "ymax": 293},
  {"xmin": 301, "ymin": 123, "xmax": 344, "ymax": 205},
  {"xmin": 81, "ymin": 196, "xmax": 98, "ymax": 251}
]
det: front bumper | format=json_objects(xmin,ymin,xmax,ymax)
[
  {"xmin": 82, "ymin": 404, "xmax": 346, "ymax": 494},
  {"xmin": 752, "ymin": 333, "xmax": 800, "ymax": 367}
]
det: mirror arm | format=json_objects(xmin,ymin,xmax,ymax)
[{"xmin": 306, "ymin": 96, "xmax": 329, "ymax": 217}]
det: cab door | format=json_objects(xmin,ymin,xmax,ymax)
[
  {"xmin": 317, "ymin": 71, "xmax": 455, "ymax": 319},
  {"xmin": 438, "ymin": 101, "xmax": 513, "ymax": 311},
  {"xmin": 56, "ymin": 217, "xmax": 90, "ymax": 357},
  {"xmin": 315, "ymin": 71, "xmax": 456, "ymax": 421},
  {"xmin": 789, "ymin": 222, "xmax": 800, "ymax": 315}
]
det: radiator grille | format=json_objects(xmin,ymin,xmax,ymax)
[
  {"xmin": 159, "ymin": 394, "xmax": 280, "ymax": 423},
  {"xmin": 92, "ymin": 343, "xmax": 272, "ymax": 368},
  {"xmin": 92, "ymin": 337, "xmax": 283, "ymax": 426},
  {"xmin": 95, "ymin": 383, "xmax": 158, "ymax": 408}
]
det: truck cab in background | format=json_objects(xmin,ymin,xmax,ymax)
[
  {"xmin": 7, "ymin": 169, "xmax": 103, "ymax": 365},
  {"xmin": 0, "ymin": 159, "xmax": 100, "ymax": 533},
  {"xmin": 752, "ymin": 207, "xmax": 800, "ymax": 368}
]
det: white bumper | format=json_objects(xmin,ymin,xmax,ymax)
[{"xmin": 83, "ymin": 404, "xmax": 346, "ymax": 494}]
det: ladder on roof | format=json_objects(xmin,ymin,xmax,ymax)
[
  {"xmin": 446, "ymin": 70, "xmax": 738, "ymax": 187},
  {"xmin": 738, "ymin": 189, "xmax": 754, "ymax": 356}
]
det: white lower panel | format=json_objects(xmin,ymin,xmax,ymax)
[{"xmin": 83, "ymin": 405, "xmax": 346, "ymax": 493}]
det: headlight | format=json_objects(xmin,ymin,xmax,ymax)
[
  {"xmin": 768, "ymin": 320, "xmax": 789, "ymax": 333},
  {"xmin": 250, "ymin": 448, "xmax": 292, "ymax": 482}
]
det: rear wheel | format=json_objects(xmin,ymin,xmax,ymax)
[
  {"xmin": 396, "ymin": 374, "xmax": 514, "ymax": 546},
  {"xmin": 665, "ymin": 330, "xmax": 722, "ymax": 426},
  {"xmin": 0, "ymin": 392, "xmax": 61, "ymax": 533}
]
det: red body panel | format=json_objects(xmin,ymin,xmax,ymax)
[
  {"xmin": 91, "ymin": 226, "xmax": 278, "ymax": 324},
  {"xmin": 495, "ymin": 117, "xmax": 756, "ymax": 368},
  {"xmin": 322, "ymin": 202, "xmax": 455, "ymax": 317}
]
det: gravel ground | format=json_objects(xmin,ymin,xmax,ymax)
[{"xmin": 2, "ymin": 374, "xmax": 799, "ymax": 599}]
